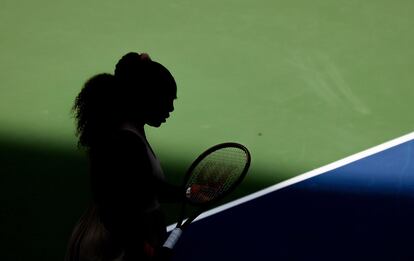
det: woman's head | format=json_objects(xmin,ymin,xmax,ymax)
[
  {"xmin": 114, "ymin": 52, "xmax": 177, "ymax": 127},
  {"xmin": 73, "ymin": 52, "xmax": 177, "ymax": 147}
]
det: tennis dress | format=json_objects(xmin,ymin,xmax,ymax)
[
  {"xmin": 89, "ymin": 124, "xmax": 169, "ymax": 259},
  {"xmin": 65, "ymin": 124, "xmax": 180, "ymax": 261}
]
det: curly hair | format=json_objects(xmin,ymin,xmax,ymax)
[{"xmin": 72, "ymin": 52, "xmax": 176, "ymax": 148}]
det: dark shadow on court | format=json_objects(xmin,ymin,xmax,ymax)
[{"xmin": 0, "ymin": 138, "xmax": 274, "ymax": 261}]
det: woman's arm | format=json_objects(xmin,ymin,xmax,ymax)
[{"xmin": 156, "ymin": 179, "xmax": 182, "ymax": 203}]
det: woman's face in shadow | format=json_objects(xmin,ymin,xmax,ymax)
[{"xmin": 145, "ymin": 93, "xmax": 176, "ymax": 128}]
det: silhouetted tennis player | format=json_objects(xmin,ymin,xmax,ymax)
[{"xmin": 66, "ymin": 52, "xmax": 180, "ymax": 261}]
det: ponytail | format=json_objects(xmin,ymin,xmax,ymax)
[{"xmin": 72, "ymin": 73, "xmax": 117, "ymax": 148}]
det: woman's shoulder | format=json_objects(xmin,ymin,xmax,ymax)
[
  {"xmin": 110, "ymin": 127, "xmax": 146, "ymax": 148},
  {"xmin": 89, "ymin": 124, "xmax": 147, "ymax": 157}
]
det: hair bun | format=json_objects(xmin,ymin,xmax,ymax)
[
  {"xmin": 114, "ymin": 52, "xmax": 151, "ymax": 79},
  {"xmin": 140, "ymin": 53, "xmax": 151, "ymax": 61}
]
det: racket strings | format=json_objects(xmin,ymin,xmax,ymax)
[{"xmin": 186, "ymin": 147, "xmax": 248, "ymax": 204}]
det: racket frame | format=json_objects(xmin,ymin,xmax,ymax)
[{"xmin": 176, "ymin": 142, "xmax": 251, "ymax": 229}]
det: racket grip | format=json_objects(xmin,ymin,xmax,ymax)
[{"xmin": 162, "ymin": 228, "xmax": 183, "ymax": 249}]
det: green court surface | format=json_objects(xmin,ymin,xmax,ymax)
[{"xmin": 1, "ymin": 1, "xmax": 414, "ymax": 260}]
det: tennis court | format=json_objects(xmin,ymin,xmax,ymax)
[
  {"xmin": 170, "ymin": 133, "xmax": 414, "ymax": 260},
  {"xmin": 1, "ymin": 1, "xmax": 414, "ymax": 260}
]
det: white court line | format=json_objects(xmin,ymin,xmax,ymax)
[{"xmin": 167, "ymin": 131, "xmax": 414, "ymax": 232}]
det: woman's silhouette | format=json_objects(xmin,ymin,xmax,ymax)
[{"xmin": 66, "ymin": 52, "xmax": 180, "ymax": 261}]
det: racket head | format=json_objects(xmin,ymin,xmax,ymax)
[{"xmin": 182, "ymin": 142, "xmax": 251, "ymax": 206}]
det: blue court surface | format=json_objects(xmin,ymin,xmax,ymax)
[{"xmin": 169, "ymin": 133, "xmax": 414, "ymax": 260}]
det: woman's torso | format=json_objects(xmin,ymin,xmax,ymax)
[{"xmin": 89, "ymin": 124, "xmax": 167, "ymax": 246}]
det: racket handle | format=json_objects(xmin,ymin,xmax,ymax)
[{"xmin": 162, "ymin": 228, "xmax": 183, "ymax": 249}]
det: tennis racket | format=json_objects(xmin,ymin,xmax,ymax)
[{"xmin": 163, "ymin": 142, "xmax": 251, "ymax": 249}]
